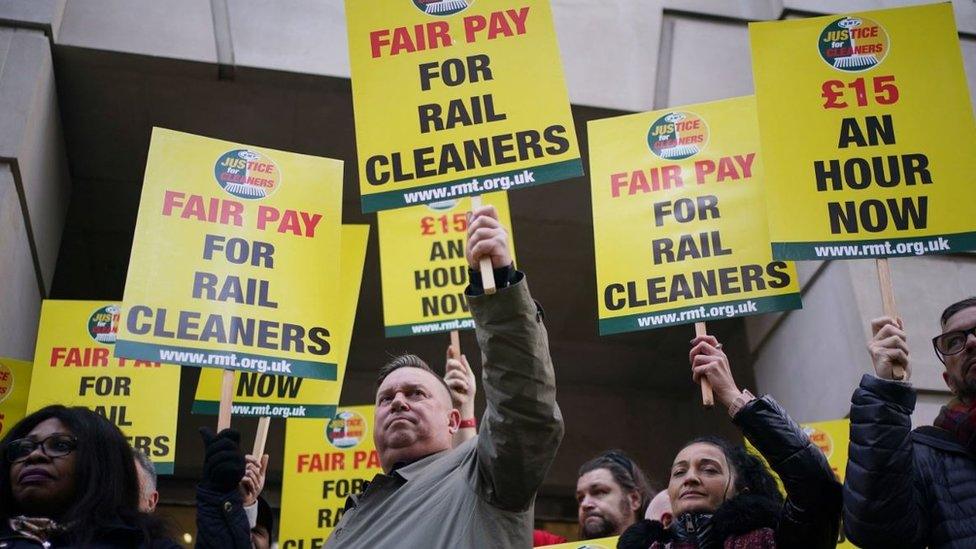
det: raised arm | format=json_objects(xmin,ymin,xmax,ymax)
[
  {"xmin": 465, "ymin": 205, "xmax": 564, "ymax": 511},
  {"xmin": 844, "ymin": 317, "xmax": 928, "ymax": 548},
  {"xmin": 690, "ymin": 335, "xmax": 842, "ymax": 548}
]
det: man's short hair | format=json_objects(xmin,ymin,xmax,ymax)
[
  {"xmin": 375, "ymin": 354, "xmax": 452, "ymax": 397},
  {"xmin": 941, "ymin": 297, "xmax": 976, "ymax": 327},
  {"xmin": 132, "ymin": 448, "xmax": 157, "ymax": 491},
  {"xmin": 578, "ymin": 449, "xmax": 654, "ymax": 519}
]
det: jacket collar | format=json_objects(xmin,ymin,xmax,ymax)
[{"xmin": 914, "ymin": 425, "xmax": 975, "ymax": 458}]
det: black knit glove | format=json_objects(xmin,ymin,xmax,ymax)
[
  {"xmin": 618, "ymin": 519, "xmax": 667, "ymax": 549},
  {"xmin": 199, "ymin": 427, "xmax": 245, "ymax": 493}
]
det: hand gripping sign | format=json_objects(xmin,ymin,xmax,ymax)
[
  {"xmin": 26, "ymin": 301, "xmax": 181, "ymax": 474},
  {"xmin": 589, "ymin": 96, "xmax": 802, "ymax": 405},
  {"xmin": 347, "ymin": 0, "xmax": 583, "ymax": 214},
  {"xmin": 749, "ymin": 3, "xmax": 976, "ymax": 379},
  {"xmin": 192, "ymin": 225, "xmax": 370, "ymax": 420},
  {"xmin": 378, "ymin": 192, "xmax": 516, "ymax": 337}
]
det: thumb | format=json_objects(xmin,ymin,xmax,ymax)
[
  {"xmin": 199, "ymin": 427, "xmax": 216, "ymax": 446},
  {"xmin": 460, "ymin": 354, "xmax": 472, "ymax": 376},
  {"xmin": 260, "ymin": 454, "xmax": 269, "ymax": 475}
]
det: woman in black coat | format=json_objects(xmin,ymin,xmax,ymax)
[
  {"xmin": 0, "ymin": 405, "xmax": 178, "ymax": 548},
  {"xmin": 618, "ymin": 335, "xmax": 843, "ymax": 549}
]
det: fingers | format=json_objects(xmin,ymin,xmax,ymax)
[
  {"xmin": 459, "ymin": 354, "xmax": 472, "ymax": 377},
  {"xmin": 875, "ymin": 334, "xmax": 910, "ymax": 355},
  {"xmin": 259, "ymin": 454, "xmax": 269, "ymax": 475},
  {"xmin": 873, "ymin": 322, "xmax": 907, "ymax": 343},
  {"xmin": 870, "ymin": 316, "xmax": 903, "ymax": 336},
  {"xmin": 689, "ymin": 336, "xmax": 724, "ymax": 363},
  {"xmin": 467, "ymin": 205, "xmax": 500, "ymax": 230}
]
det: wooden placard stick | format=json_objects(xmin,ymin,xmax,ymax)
[
  {"xmin": 217, "ymin": 369, "xmax": 235, "ymax": 431},
  {"xmin": 695, "ymin": 322, "xmax": 715, "ymax": 408},
  {"xmin": 252, "ymin": 416, "xmax": 271, "ymax": 458},
  {"xmin": 876, "ymin": 258, "xmax": 906, "ymax": 380},
  {"xmin": 469, "ymin": 195, "xmax": 496, "ymax": 295},
  {"xmin": 450, "ymin": 330, "xmax": 461, "ymax": 357}
]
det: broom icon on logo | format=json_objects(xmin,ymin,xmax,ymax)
[
  {"xmin": 658, "ymin": 113, "xmax": 701, "ymax": 159},
  {"xmin": 832, "ymin": 18, "xmax": 879, "ymax": 70},
  {"xmin": 419, "ymin": 0, "xmax": 468, "ymax": 15}
]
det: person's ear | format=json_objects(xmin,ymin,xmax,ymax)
[
  {"xmin": 447, "ymin": 408, "xmax": 461, "ymax": 434},
  {"xmin": 628, "ymin": 490, "xmax": 641, "ymax": 513}
]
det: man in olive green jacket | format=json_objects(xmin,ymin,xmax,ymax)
[{"xmin": 324, "ymin": 205, "xmax": 564, "ymax": 549}]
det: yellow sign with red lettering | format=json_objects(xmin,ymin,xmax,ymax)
[
  {"xmin": 116, "ymin": 128, "xmax": 344, "ymax": 380},
  {"xmin": 26, "ymin": 301, "xmax": 181, "ymax": 474},
  {"xmin": 750, "ymin": 3, "xmax": 976, "ymax": 259},
  {"xmin": 347, "ymin": 0, "xmax": 582, "ymax": 212},
  {"xmin": 279, "ymin": 405, "xmax": 382, "ymax": 545},
  {"xmin": 538, "ymin": 537, "xmax": 618, "ymax": 548},
  {"xmin": 378, "ymin": 192, "xmax": 515, "ymax": 336},
  {"xmin": 192, "ymin": 225, "xmax": 369, "ymax": 418},
  {"xmin": 0, "ymin": 358, "xmax": 32, "ymax": 439},
  {"xmin": 589, "ymin": 96, "xmax": 801, "ymax": 334}
]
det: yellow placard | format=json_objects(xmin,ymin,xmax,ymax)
[
  {"xmin": 378, "ymin": 192, "xmax": 515, "ymax": 336},
  {"xmin": 347, "ymin": 0, "xmax": 582, "ymax": 212},
  {"xmin": 26, "ymin": 301, "xmax": 181, "ymax": 474},
  {"xmin": 750, "ymin": 3, "xmax": 976, "ymax": 259},
  {"xmin": 192, "ymin": 225, "xmax": 369, "ymax": 418},
  {"xmin": 0, "ymin": 358, "xmax": 32, "ymax": 439},
  {"xmin": 116, "ymin": 128, "xmax": 344, "ymax": 380},
  {"xmin": 589, "ymin": 96, "xmax": 801, "ymax": 334},
  {"xmin": 279, "ymin": 405, "xmax": 382, "ymax": 546},
  {"xmin": 538, "ymin": 537, "xmax": 618, "ymax": 549}
]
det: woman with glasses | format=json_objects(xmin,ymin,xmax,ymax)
[
  {"xmin": 618, "ymin": 334, "xmax": 842, "ymax": 548},
  {"xmin": 0, "ymin": 405, "xmax": 179, "ymax": 548},
  {"xmin": 844, "ymin": 297, "xmax": 976, "ymax": 548}
]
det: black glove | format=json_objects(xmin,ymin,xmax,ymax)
[
  {"xmin": 617, "ymin": 519, "xmax": 667, "ymax": 549},
  {"xmin": 199, "ymin": 427, "xmax": 245, "ymax": 493}
]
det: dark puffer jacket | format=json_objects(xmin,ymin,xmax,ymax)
[
  {"xmin": 618, "ymin": 395, "xmax": 842, "ymax": 549},
  {"xmin": 845, "ymin": 374, "xmax": 976, "ymax": 548}
]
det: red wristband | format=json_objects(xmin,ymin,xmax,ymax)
[{"xmin": 459, "ymin": 417, "xmax": 477, "ymax": 429}]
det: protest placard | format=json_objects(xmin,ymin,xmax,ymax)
[
  {"xmin": 347, "ymin": 0, "xmax": 582, "ymax": 213},
  {"xmin": 0, "ymin": 358, "xmax": 32, "ymax": 438},
  {"xmin": 279, "ymin": 405, "xmax": 382, "ymax": 546},
  {"xmin": 750, "ymin": 3, "xmax": 976, "ymax": 260},
  {"xmin": 538, "ymin": 537, "xmax": 618, "ymax": 549},
  {"xmin": 26, "ymin": 301, "xmax": 180, "ymax": 474},
  {"xmin": 115, "ymin": 128, "xmax": 344, "ymax": 381},
  {"xmin": 590, "ymin": 96, "xmax": 802, "ymax": 336},
  {"xmin": 378, "ymin": 192, "xmax": 515, "ymax": 336},
  {"xmin": 192, "ymin": 225, "xmax": 369, "ymax": 418}
]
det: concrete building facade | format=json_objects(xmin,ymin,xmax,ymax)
[{"xmin": 0, "ymin": 0, "xmax": 973, "ymax": 539}]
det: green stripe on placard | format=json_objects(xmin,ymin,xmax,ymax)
[
  {"xmin": 384, "ymin": 320, "xmax": 476, "ymax": 338},
  {"xmin": 360, "ymin": 158, "xmax": 583, "ymax": 213},
  {"xmin": 115, "ymin": 340, "xmax": 337, "ymax": 380},
  {"xmin": 599, "ymin": 294, "xmax": 802, "ymax": 335},
  {"xmin": 191, "ymin": 399, "xmax": 337, "ymax": 419},
  {"xmin": 771, "ymin": 231, "xmax": 976, "ymax": 260}
]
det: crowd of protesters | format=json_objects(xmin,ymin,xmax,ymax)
[{"xmin": 1, "ymin": 207, "xmax": 974, "ymax": 548}]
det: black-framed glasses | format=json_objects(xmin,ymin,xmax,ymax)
[
  {"xmin": 5, "ymin": 434, "xmax": 77, "ymax": 463},
  {"xmin": 932, "ymin": 326, "xmax": 976, "ymax": 364}
]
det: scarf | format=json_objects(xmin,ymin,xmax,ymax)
[
  {"xmin": 933, "ymin": 397, "xmax": 976, "ymax": 454},
  {"xmin": 8, "ymin": 516, "xmax": 69, "ymax": 547}
]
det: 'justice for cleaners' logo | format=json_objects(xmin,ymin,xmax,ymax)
[
  {"xmin": 647, "ymin": 111, "xmax": 709, "ymax": 161},
  {"xmin": 88, "ymin": 305, "xmax": 120, "ymax": 345},
  {"xmin": 213, "ymin": 149, "xmax": 281, "ymax": 200},
  {"xmin": 818, "ymin": 16, "xmax": 889, "ymax": 72},
  {"xmin": 326, "ymin": 410, "xmax": 368, "ymax": 450},
  {"xmin": 412, "ymin": 0, "xmax": 472, "ymax": 17}
]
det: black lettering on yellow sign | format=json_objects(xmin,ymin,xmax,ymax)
[
  {"xmin": 281, "ymin": 538, "xmax": 327, "ymax": 549},
  {"xmin": 237, "ymin": 372, "xmax": 303, "ymax": 399},
  {"xmin": 603, "ymin": 262, "xmax": 792, "ymax": 310},
  {"xmin": 814, "ymin": 114, "xmax": 934, "ymax": 234},
  {"xmin": 318, "ymin": 507, "xmax": 345, "ymax": 529},
  {"xmin": 418, "ymin": 94, "xmax": 507, "ymax": 134},
  {"xmin": 429, "ymin": 239, "xmax": 464, "ymax": 261},
  {"xmin": 422, "ymin": 293, "xmax": 469, "ymax": 317}
]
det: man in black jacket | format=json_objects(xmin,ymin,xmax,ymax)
[{"xmin": 845, "ymin": 297, "xmax": 976, "ymax": 548}]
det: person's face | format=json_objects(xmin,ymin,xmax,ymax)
[
  {"xmin": 941, "ymin": 307, "xmax": 976, "ymax": 401},
  {"xmin": 668, "ymin": 443, "xmax": 736, "ymax": 517},
  {"xmin": 251, "ymin": 526, "xmax": 270, "ymax": 549},
  {"xmin": 134, "ymin": 458, "xmax": 159, "ymax": 513},
  {"xmin": 374, "ymin": 367, "xmax": 459, "ymax": 471},
  {"xmin": 9, "ymin": 418, "xmax": 78, "ymax": 517},
  {"xmin": 576, "ymin": 468, "xmax": 639, "ymax": 539}
]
